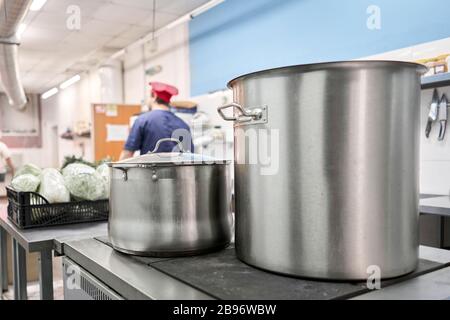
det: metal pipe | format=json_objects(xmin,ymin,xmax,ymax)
[{"xmin": 0, "ymin": 0, "xmax": 32, "ymax": 110}]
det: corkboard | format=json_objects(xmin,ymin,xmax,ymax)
[{"xmin": 92, "ymin": 104, "xmax": 141, "ymax": 161}]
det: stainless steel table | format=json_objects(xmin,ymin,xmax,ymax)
[
  {"xmin": 61, "ymin": 237, "xmax": 450, "ymax": 300},
  {"xmin": 419, "ymin": 196, "xmax": 450, "ymax": 248},
  {"xmin": 0, "ymin": 205, "xmax": 107, "ymax": 300},
  {"xmin": 420, "ymin": 196, "xmax": 450, "ymax": 217},
  {"xmin": 354, "ymin": 246, "xmax": 450, "ymax": 300},
  {"xmin": 63, "ymin": 238, "xmax": 211, "ymax": 300}
]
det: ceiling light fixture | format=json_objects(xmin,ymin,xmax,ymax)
[
  {"xmin": 42, "ymin": 87, "xmax": 58, "ymax": 99},
  {"xmin": 16, "ymin": 23, "xmax": 27, "ymax": 38},
  {"xmin": 60, "ymin": 74, "xmax": 81, "ymax": 89},
  {"xmin": 191, "ymin": 0, "xmax": 225, "ymax": 17},
  {"xmin": 166, "ymin": 15, "xmax": 193, "ymax": 30},
  {"xmin": 111, "ymin": 49, "xmax": 126, "ymax": 60},
  {"xmin": 29, "ymin": 0, "xmax": 47, "ymax": 11}
]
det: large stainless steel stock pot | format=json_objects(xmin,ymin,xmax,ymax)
[
  {"xmin": 108, "ymin": 138, "xmax": 232, "ymax": 257},
  {"xmin": 218, "ymin": 61, "xmax": 427, "ymax": 280}
]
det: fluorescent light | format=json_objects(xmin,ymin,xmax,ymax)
[
  {"xmin": 16, "ymin": 23, "xmax": 27, "ymax": 38},
  {"xmin": 60, "ymin": 75, "xmax": 81, "ymax": 89},
  {"xmin": 111, "ymin": 49, "xmax": 126, "ymax": 60},
  {"xmin": 30, "ymin": 0, "xmax": 47, "ymax": 11},
  {"xmin": 42, "ymin": 87, "xmax": 58, "ymax": 99},
  {"xmin": 191, "ymin": 0, "xmax": 225, "ymax": 17},
  {"xmin": 166, "ymin": 15, "xmax": 192, "ymax": 30}
]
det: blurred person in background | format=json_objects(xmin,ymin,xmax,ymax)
[
  {"xmin": 119, "ymin": 82, "xmax": 193, "ymax": 160},
  {"xmin": 0, "ymin": 133, "xmax": 15, "ymax": 182}
]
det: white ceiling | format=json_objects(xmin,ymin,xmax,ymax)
[{"xmin": 18, "ymin": 0, "xmax": 210, "ymax": 93}]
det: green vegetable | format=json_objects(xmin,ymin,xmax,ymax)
[
  {"xmin": 14, "ymin": 163, "xmax": 42, "ymax": 178},
  {"xmin": 96, "ymin": 164, "xmax": 110, "ymax": 199},
  {"xmin": 39, "ymin": 168, "xmax": 70, "ymax": 203},
  {"xmin": 95, "ymin": 157, "xmax": 112, "ymax": 167},
  {"xmin": 11, "ymin": 174, "xmax": 40, "ymax": 192},
  {"xmin": 62, "ymin": 163, "xmax": 105, "ymax": 201},
  {"xmin": 61, "ymin": 155, "xmax": 96, "ymax": 170}
]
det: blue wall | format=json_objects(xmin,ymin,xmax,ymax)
[{"xmin": 189, "ymin": 0, "xmax": 450, "ymax": 95}]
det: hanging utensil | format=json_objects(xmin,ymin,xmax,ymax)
[
  {"xmin": 425, "ymin": 88, "xmax": 440, "ymax": 138},
  {"xmin": 438, "ymin": 94, "xmax": 448, "ymax": 141}
]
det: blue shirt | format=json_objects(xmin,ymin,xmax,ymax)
[{"xmin": 124, "ymin": 110, "xmax": 193, "ymax": 154}]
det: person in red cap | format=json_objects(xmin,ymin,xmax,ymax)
[{"xmin": 120, "ymin": 82, "xmax": 193, "ymax": 160}]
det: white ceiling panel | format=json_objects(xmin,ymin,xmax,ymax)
[
  {"xmin": 105, "ymin": 36, "xmax": 136, "ymax": 48},
  {"xmin": 137, "ymin": 11, "xmax": 179, "ymax": 28},
  {"xmin": 62, "ymin": 32, "xmax": 112, "ymax": 50},
  {"xmin": 14, "ymin": 0, "xmax": 212, "ymax": 93},
  {"xmin": 81, "ymin": 19, "xmax": 132, "ymax": 37},
  {"xmin": 111, "ymin": 0, "xmax": 156, "ymax": 10},
  {"xmin": 42, "ymin": 0, "xmax": 109, "ymax": 17},
  {"xmin": 156, "ymin": 0, "xmax": 210, "ymax": 15},
  {"xmin": 20, "ymin": 27, "xmax": 69, "ymax": 51},
  {"xmin": 27, "ymin": 11, "xmax": 84, "ymax": 30},
  {"xmin": 29, "ymin": 60, "xmax": 70, "ymax": 74},
  {"xmin": 116, "ymin": 25, "xmax": 153, "ymax": 40},
  {"xmin": 93, "ymin": 4, "xmax": 153, "ymax": 24}
]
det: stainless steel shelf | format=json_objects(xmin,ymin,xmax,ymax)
[{"xmin": 421, "ymin": 73, "xmax": 450, "ymax": 89}]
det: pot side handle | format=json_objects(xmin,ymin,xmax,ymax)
[
  {"xmin": 113, "ymin": 167, "xmax": 129, "ymax": 181},
  {"xmin": 217, "ymin": 103, "xmax": 264, "ymax": 123}
]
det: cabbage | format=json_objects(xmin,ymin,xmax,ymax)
[
  {"xmin": 63, "ymin": 163, "xmax": 105, "ymax": 200},
  {"xmin": 96, "ymin": 164, "xmax": 110, "ymax": 199},
  {"xmin": 62, "ymin": 163, "xmax": 96, "ymax": 176},
  {"xmin": 14, "ymin": 163, "xmax": 42, "ymax": 178},
  {"xmin": 11, "ymin": 174, "xmax": 40, "ymax": 192},
  {"xmin": 38, "ymin": 168, "xmax": 70, "ymax": 203}
]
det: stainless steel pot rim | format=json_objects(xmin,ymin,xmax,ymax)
[
  {"xmin": 109, "ymin": 152, "xmax": 231, "ymax": 167},
  {"xmin": 228, "ymin": 60, "xmax": 428, "ymax": 88},
  {"xmin": 109, "ymin": 161, "xmax": 231, "ymax": 168}
]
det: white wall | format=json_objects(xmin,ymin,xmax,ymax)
[
  {"xmin": 38, "ymin": 70, "xmax": 101, "ymax": 167},
  {"xmin": 364, "ymin": 36, "xmax": 450, "ymax": 195},
  {"xmin": 420, "ymin": 87, "xmax": 450, "ymax": 195},
  {"xmin": 123, "ymin": 24, "xmax": 191, "ymax": 105}
]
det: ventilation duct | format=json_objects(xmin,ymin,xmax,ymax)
[{"xmin": 0, "ymin": 0, "xmax": 32, "ymax": 110}]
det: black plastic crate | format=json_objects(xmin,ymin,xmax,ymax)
[{"xmin": 6, "ymin": 186, "xmax": 109, "ymax": 229}]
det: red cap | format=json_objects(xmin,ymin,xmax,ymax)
[{"xmin": 150, "ymin": 82, "xmax": 179, "ymax": 104}]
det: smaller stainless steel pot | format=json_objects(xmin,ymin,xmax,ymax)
[{"xmin": 108, "ymin": 138, "xmax": 233, "ymax": 257}]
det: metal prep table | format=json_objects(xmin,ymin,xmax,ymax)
[
  {"xmin": 420, "ymin": 195, "xmax": 450, "ymax": 217},
  {"xmin": 0, "ymin": 204, "xmax": 107, "ymax": 300},
  {"xmin": 420, "ymin": 195, "xmax": 450, "ymax": 248},
  {"xmin": 55, "ymin": 195, "xmax": 450, "ymax": 301},
  {"xmin": 60, "ymin": 236, "xmax": 450, "ymax": 300}
]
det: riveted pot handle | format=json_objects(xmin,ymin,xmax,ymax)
[
  {"xmin": 217, "ymin": 103, "xmax": 263, "ymax": 122},
  {"xmin": 113, "ymin": 167, "xmax": 129, "ymax": 181},
  {"xmin": 150, "ymin": 138, "xmax": 188, "ymax": 154}
]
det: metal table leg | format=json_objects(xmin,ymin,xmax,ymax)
[
  {"xmin": 0, "ymin": 227, "xmax": 8, "ymax": 295},
  {"xmin": 39, "ymin": 250, "xmax": 53, "ymax": 300},
  {"xmin": 12, "ymin": 239, "xmax": 27, "ymax": 300}
]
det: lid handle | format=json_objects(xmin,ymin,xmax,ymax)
[{"xmin": 149, "ymin": 138, "xmax": 188, "ymax": 154}]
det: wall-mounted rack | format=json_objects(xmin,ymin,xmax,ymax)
[{"xmin": 422, "ymin": 73, "xmax": 450, "ymax": 89}]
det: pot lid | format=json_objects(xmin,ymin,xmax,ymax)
[
  {"xmin": 110, "ymin": 138, "xmax": 230, "ymax": 167},
  {"xmin": 111, "ymin": 152, "xmax": 230, "ymax": 167}
]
